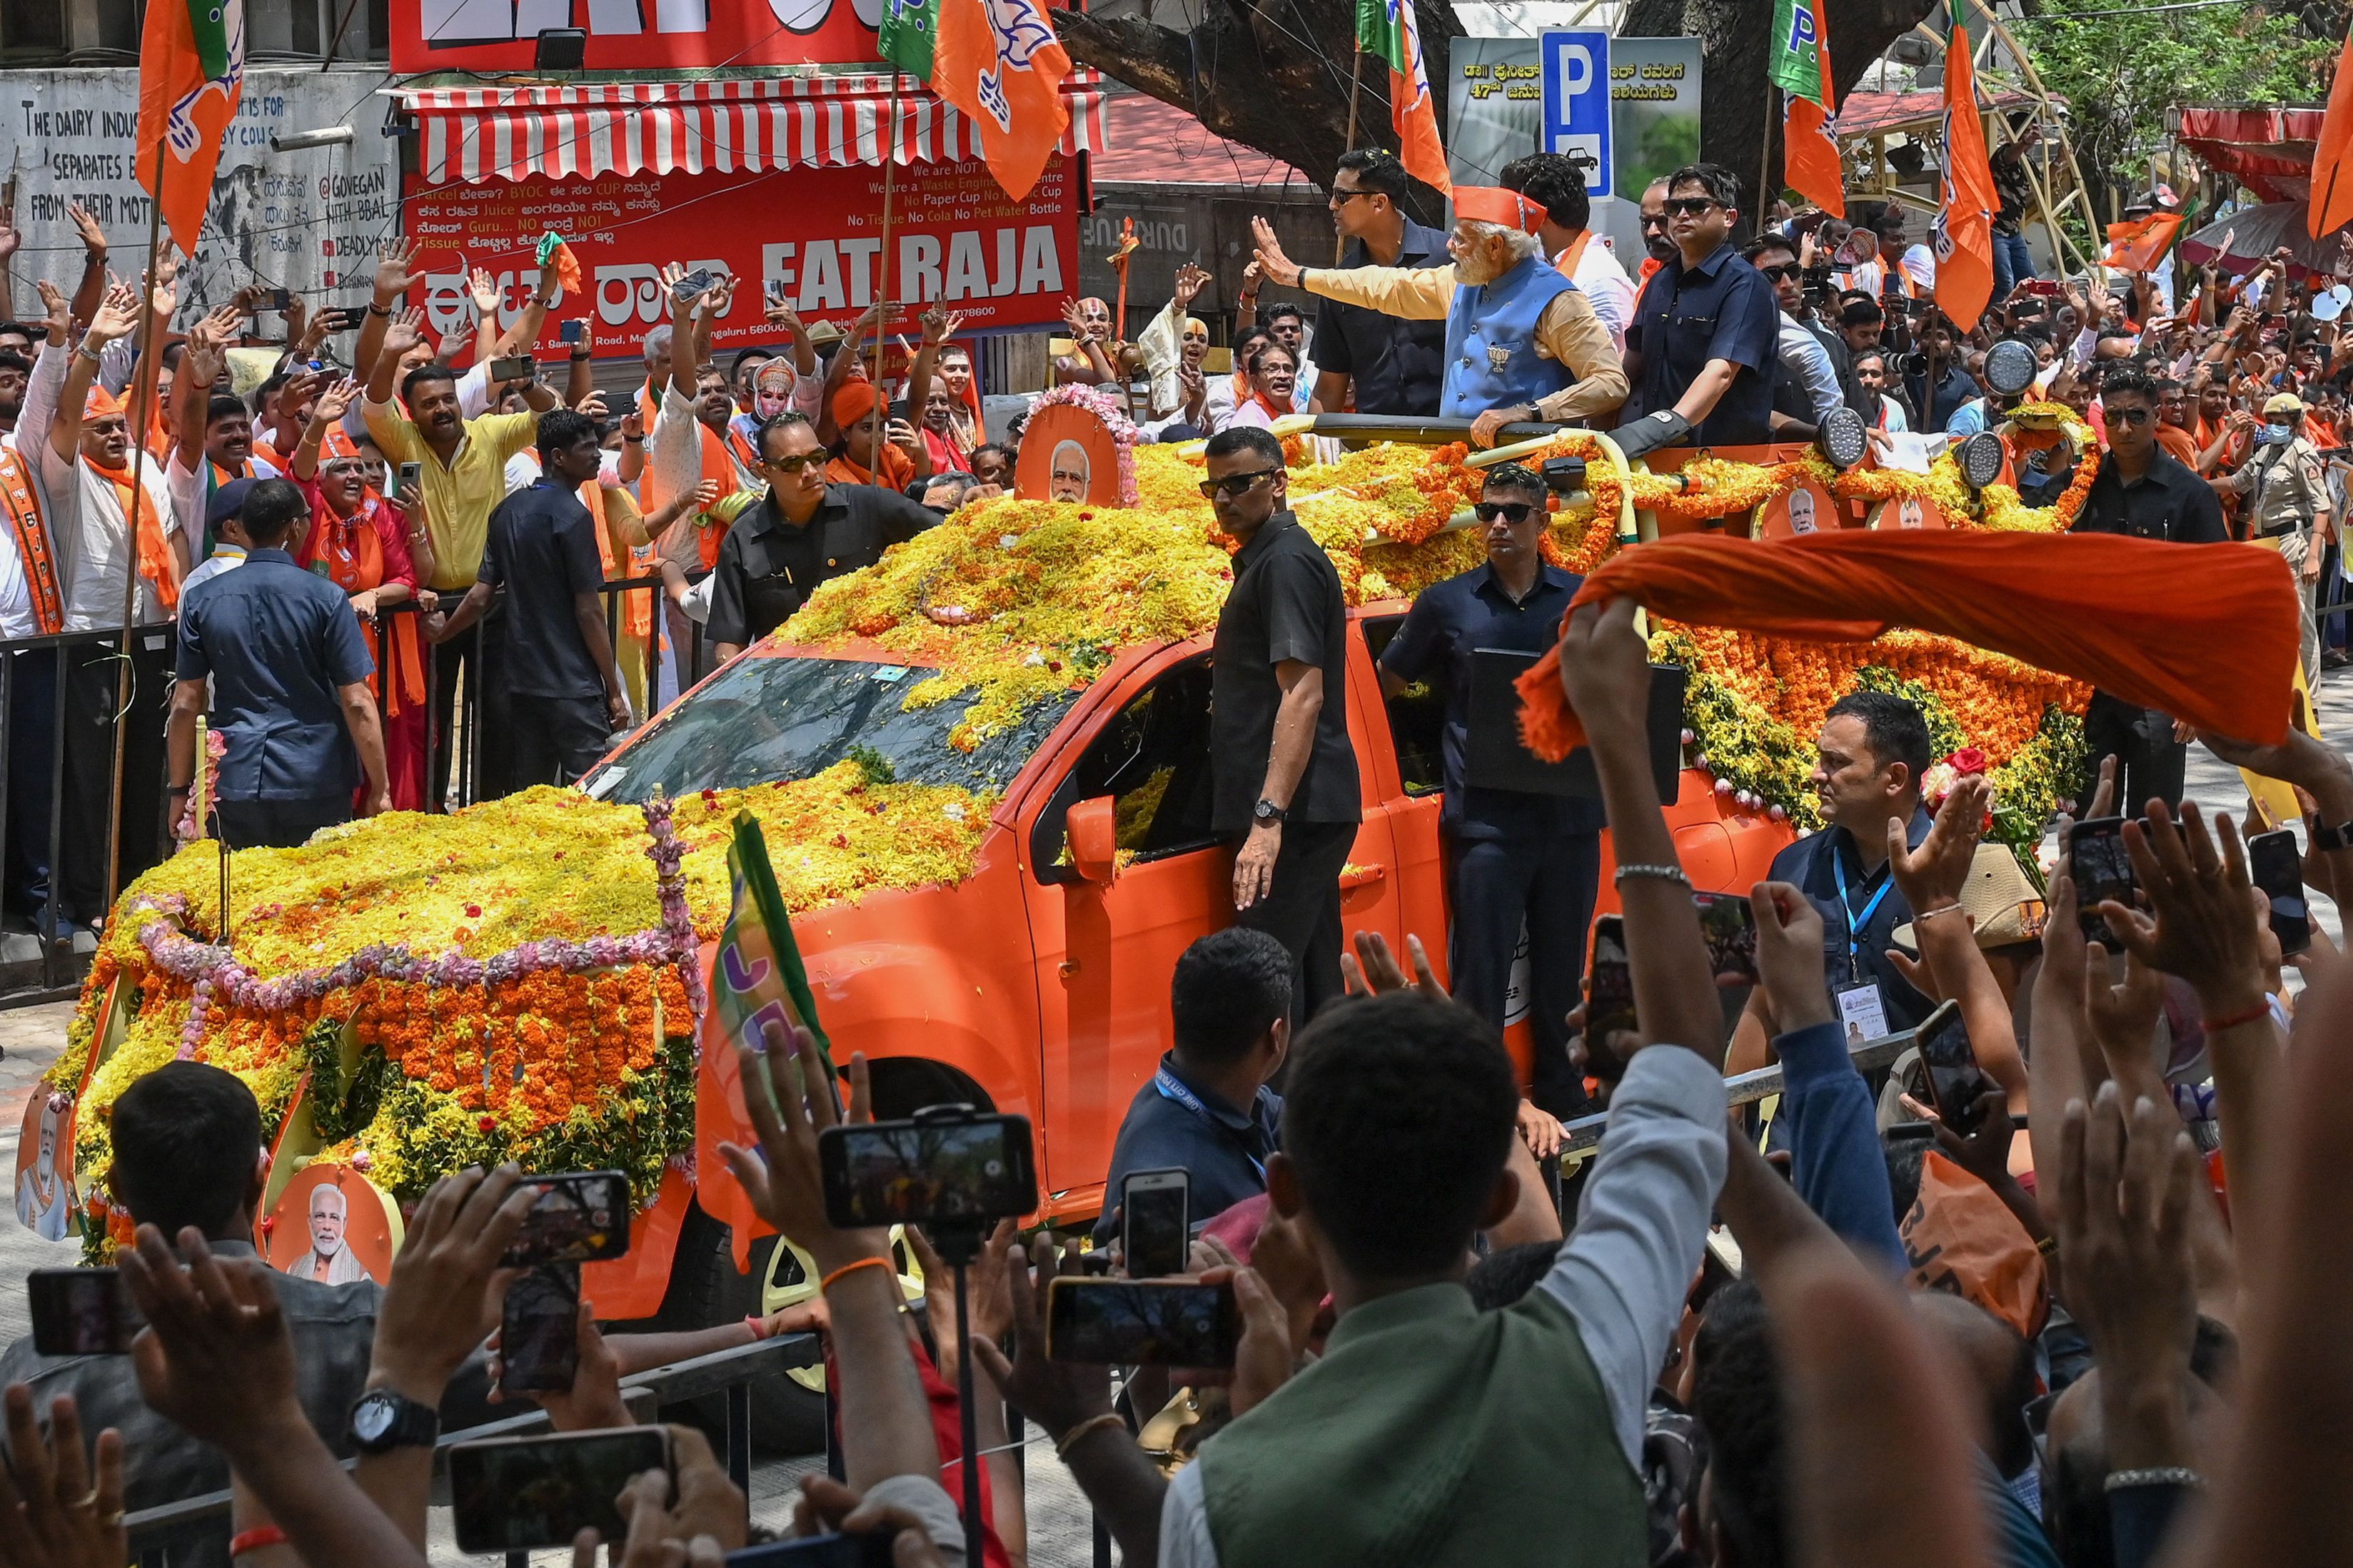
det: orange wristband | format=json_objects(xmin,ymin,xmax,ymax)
[
  {"xmin": 819, "ymin": 1256, "xmax": 892, "ymax": 1293},
  {"xmin": 231, "ymin": 1527, "xmax": 288, "ymax": 1558}
]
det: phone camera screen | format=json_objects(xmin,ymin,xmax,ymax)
[
  {"xmin": 29, "ymin": 1270, "xmax": 141, "ymax": 1357},
  {"xmin": 502, "ymin": 1264, "xmax": 580, "ymax": 1392},
  {"xmin": 1918, "ymin": 1008, "xmax": 1988, "ymax": 1135},
  {"xmin": 2071, "ymin": 821, "xmax": 2136, "ymax": 936},
  {"xmin": 1123, "ymin": 1183, "xmax": 1189, "ymax": 1278},
  {"xmin": 1052, "ymin": 1282, "xmax": 1236, "ymax": 1367},
  {"xmin": 1693, "ymin": 893, "xmax": 1759, "ymax": 983},
  {"xmin": 450, "ymin": 1430, "xmax": 667, "ymax": 1552},
  {"xmin": 831, "ymin": 1118, "xmax": 1031, "ymax": 1226},
  {"xmin": 504, "ymin": 1173, "xmax": 629, "ymax": 1265},
  {"xmin": 2249, "ymin": 830, "xmax": 2311, "ymax": 955}
]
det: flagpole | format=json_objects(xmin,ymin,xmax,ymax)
[
  {"xmin": 108, "ymin": 152, "xmax": 170, "ymax": 916},
  {"xmin": 1339, "ymin": 46, "xmax": 1362, "ymax": 265},
  {"xmin": 1760, "ymin": 84, "xmax": 1777, "ymax": 228},
  {"xmin": 868, "ymin": 71, "xmax": 902, "ymax": 481}
]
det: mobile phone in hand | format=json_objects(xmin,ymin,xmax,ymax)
[
  {"xmin": 1914, "ymin": 999, "xmax": 1994, "ymax": 1138},
  {"xmin": 449, "ymin": 1426, "xmax": 670, "ymax": 1552},
  {"xmin": 1046, "ymin": 1278, "xmax": 1239, "ymax": 1367},
  {"xmin": 560, "ymin": 319, "xmax": 585, "ymax": 345},
  {"xmin": 1691, "ymin": 892, "xmax": 1759, "ymax": 984},
  {"xmin": 1586, "ymin": 914, "xmax": 1636, "ymax": 1038},
  {"xmin": 395, "ymin": 461, "xmax": 422, "ymax": 500},
  {"xmin": 1119, "ymin": 1168, "xmax": 1189, "ymax": 1279},
  {"xmin": 487, "ymin": 354, "xmax": 535, "ymax": 383},
  {"xmin": 2068, "ymin": 816, "xmax": 2137, "ymax": 941},
  {"xmin": 27, "ymin": 1268, "xmax": 143, "ymax": 1356},
  {"xmin": 500, "ymin": 1263, "xmax": 580, "ymax": 1393},
  {"xmin": 316, "ymin": 306, "xmax": 365, "ymax": 333},
  {"xmin": 818, "ymin": 1112, "xmax": 1036, "ymax": 1229},
  {"xmin": 2247, "ymin": 827, "xmax": 2312, "ymax": 956},
  {"xmin": 261, "ymin": 287, "xmax": 293, "ymax": 313},
  {"xmin": 727, "ymin": 1532, "xmax": 897, "ymax": 1567},
  {"xmin": 500, "ymin": 1170, "xmax": 631, "ymax": 1267}
]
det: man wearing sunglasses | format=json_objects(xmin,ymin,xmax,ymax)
[
  {"xmin": 1204, "ymin": 425, "xmax": 1361, "ymax": 1020},
  {"xmin": 1375, "ymin": 462, "xmax": 1601, "ymax": 1120},
  {"xmin": 1743, "ymin": 233, "xmax": 1846, "ymax": 439},
  {"xmin": 703, "ymin": 411, "xmax": 939, "ymax": 664},
  {"xmin": 1248, "ymin": 186, "xmax": 1627, "ymax": 451},
  {"xmin": 1613, "ymin": 163, "xmax": 1782, "ymax": 460}
]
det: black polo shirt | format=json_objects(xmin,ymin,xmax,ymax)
[
  {"xmin": 1313, "ymin": 217, "xmax": 1451, "ymax": 415},
  {"xmin": 1767, "ymin": 805, "xmax": 1938, "ymax": 1033},
  {"xmin": 481, "ymin": 478, "xmax": 610, "ymax": 701},
  {"xmin": 1210, "ymin": 510, "xmax": 1361, "ymax": 834},
  {"xmin": 1091, "ymin": 1051, "xmax": 1281, "ymax": 1245},
  {"xmin": 2071, "ymin": 450, "xmax": 2228, "ymax": 542},
  {"xmin": 1627, "ymin": 240, "xmax": 1780, "ymax": 446},
  {"xmin": 1376, "ymin": 560, "xmax": 1603, "ymax": 842},
  {"xmin": 705, "ymin": 482, "xmax": 938, "ymax": 648}
]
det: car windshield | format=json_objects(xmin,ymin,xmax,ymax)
[{"xmin": 588, "ymin": 655, "xmax": 1076, "ymax": 802}]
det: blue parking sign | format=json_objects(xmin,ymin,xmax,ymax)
[{"xmin": 1539, "ymin": 30, "xmax": 1611, "ymax": 201}]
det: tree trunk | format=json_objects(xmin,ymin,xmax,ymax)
[
  {"xmin": 1620, "ymin": 0, "xmax": 1937, "ymax": 213},
  {"xmin": 1057, "ymin": 0, "xmax": 1465, "ymax": 223}
]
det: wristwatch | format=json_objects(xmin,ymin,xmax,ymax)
[
  {"xmin": 1252, "ymin": 798, "xmax": 1286, "ymax": 826},
  {"xmin": 347, "ymin": 1388, "xmax": 440, "ymax": 1455},
  {"xmin": 2312, "ymin": 817, "xmax": 2353, "ymax": 852}
]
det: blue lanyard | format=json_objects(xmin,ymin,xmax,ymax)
[
  {"xmin": 1830, "ymin": 849, "xmax": 1894, "ymax": 985},
  {"xmin": 1153, "ymin": 1068, "xmax": 1268, "ymax": 1183}
]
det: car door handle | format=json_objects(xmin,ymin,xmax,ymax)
[{"xmin": 1338, "ymin": 862, "xmax": 1387, "ymax": 890}]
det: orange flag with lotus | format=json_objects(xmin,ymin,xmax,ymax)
[
  {"xmin": 929, "ymin": 0, "xmax": 1072, "ymax": 202},
  {"xmin": 136, "ymin": 0, "xmax": 246, "ymax": 262},
  {"xmin": 1930, "ymin": 0, "xmax": 1996, "ymax": 333}
]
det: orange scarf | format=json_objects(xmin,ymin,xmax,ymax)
[
  {"xmin": 583, "ymin": 480, "xmax": 657, "ymax": 639},
  {"xmin": 86, "ymin": 455, "xmax": 178, "ymax": 612},
  {"xmin": 639, "ymin": 384, "xmax": 742, "ymax": 530},
  {"xmin": 1250, "ymin": 387, "xmax": 1289, "ymax": 421},
  {"xmin": 827, "ymin": 446, "xmax": 915, "ymax": 490},
  {"xmin": 1515, "ymin": 530, "xmax": 2302, "ymax": 757},
  {"xmin": 307, "ymin": 500, "xmax": 425, "ymax": 716},
  {"xmin": 0, "ymin": 445, "xmax": 61, "ymax": 632},
  {"xmin": 1553, "ymin": 230, "xmax": 1593, "ymax": 278}
]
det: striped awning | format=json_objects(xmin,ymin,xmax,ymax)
[{"xmin": 395, "ymin": 72, "xmax": 1111, "ymax": 186}]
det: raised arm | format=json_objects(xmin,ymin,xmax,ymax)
[
  {"xmin": 903, "ymin": 303, "xmax": 966, "ymax": 424},
  {"xmin": 492, "ymin": 252, "xmax": 563, "ymax": 358},
  {"xmin": 353, "ymin": 238, "xmax": 421, "ymax": 390},
  {"xmin": 66, "ymin": 201, "xmax": 109, "ymax": 328},
  {"xmin": 292, "ymin": 378, "xmax": 361, "ymax": 482},
  {"xmin": 365, "ymin": 309, "xmax": 424, "ymax": 408},
  {"xmin": 1254, "ymin": 216, "xmax": 1453, "ymax": 322},
  {"xmin": 54, "ymin": 283, "xmax": 141, "ymax": 467}
]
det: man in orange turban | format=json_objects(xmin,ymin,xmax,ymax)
[{"xmin": 825, "ymin": 383, "xmax": 926, "ymax": 490}]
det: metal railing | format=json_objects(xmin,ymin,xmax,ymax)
[
  {"xmin": 123, "ymin": 1331, "xmax": 823, "ymax": 1568},
  {"xmin": 1558, "ymin": 1024, "xmax": 1921, "ymax": 1156}
]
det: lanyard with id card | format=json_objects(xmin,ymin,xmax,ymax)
[{"xmin": 1832, "ymin": 850, "xmax": 1893, "ymax": 1043}]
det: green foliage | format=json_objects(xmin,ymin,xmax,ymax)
[
  {"xmin": 2022, "ymin": 3, "xmax": 2332, "ymax": 208},
  {"xmin": 845, "ymin": 745, "xmax": 897, "ymax": 786},
  {"xmin": 304, "ymin": 1016, "xmax": 395, "ymax": 1143}
]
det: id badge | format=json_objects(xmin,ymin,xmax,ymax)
[{"xmin": 1836, "ymin": 983, "xmax": 1889, "ymax": 1045}]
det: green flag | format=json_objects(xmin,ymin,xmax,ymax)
[
  {"xmin": 880, "ymin": 0, "xmax": 935, "ymax": 80},
  {"xmin": 712, "ymin": 812, "xmax": 833, "ymax": 1068},
  {"xmin": 1769, "ymin": 0, "xmax": 1825, "ymax": 105},
  {"xmin": 1355, "ymin": 0, "xmax": 1388, "ymax": 59}
]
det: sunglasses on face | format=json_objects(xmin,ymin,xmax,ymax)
[
  {"xmin": 2108, "ymin": 405, "xmax": 2153, "ymax": 425},
  {"xmin": 1329, "ymin": 188, "xmax": 1374, "ymax": 205},
  {"xmin": 1198, "ymin": 467, "xmax": 1281, "ymax": 501},
  {"xmin": 1663, "ymin": 197, "xmax": 1722, "ymax": 217},
  {"xmin": 1758, "ymin": 262, "xmax": 1803, "ymax": 282},
  {"xmin": 766, "ymin": 451, "xmax": 825, "ymax": 473},
  {"xmin": 1473, "ymin": 500, "xmax": 1537, "ymax": 524}
]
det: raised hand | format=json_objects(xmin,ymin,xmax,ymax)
[
  {"xmin": 145, "ymin": 253, "xmax": 181, "ymax": 320},
  {"xmin": 373, "ymin": 236, "xmax": 420, "ymax": 304},
  {"xmin": 1554, "ymin": 597, "xmax": 1653, "ymax": 753},
  {"xmin": 34, "ymin": 278, "xmax": 68, "ymax": 338},
  {"xmin": 368, "ymin": 1164, "xmax": 535, "ymax": 1402},
  {"xmin": 1172, "ymin": 261, "xmax": 1211, "ymax": 309},
  {"xmin": 1338, "ymin": 929, "xmax": 1447, "ymax": 1001},
  {"xmin": 762, "ymin": 286, "xmax": 803, "ymax": 333},
  {"xmin": 1886, "ymin": 774, "xmax": 1988, "ymax": 916},
  {"xmin": 66, "ymin": 201, "xmax": 107, "ymax": 259},
  {"xmin": 920, "ymin": 303, "xmax": 966, "ymax": 345},
  {"xmin": 715, "ymin": 1025, "xmax": 886, "ymax": 1275},
  {"xmin": 85, "ymin": 283, "xmax": 141, "ymax": 347},
  {"xmin": 969, "ymin": 1234, "xmax": 1118, "ymax": 1442},
  {"xmin": 574, "ymin": 389, "xmax": 610, "ymax": 420},
  {"xmin": 0, "ymin": 182, "xmax": 19, "ymax": 262},
  {"xmin": 1750, "ymin": 879, "xmax": 1833, "ymax": 1030},
  {"xmin": 885, "ymin": 417, "xmax": 922, "ymax": 455},
  {"xmin": 1059, "ymin": 297, "xmax": 1095, "ymax": 340},
  {"xmin": 698, "ymin": 273, "xmax": 735, "ymax": 321},
  {"xmin": 1249, "ymin": 219, "xmax": 1301, "ymax": 288},
  {"xmin": 379, "ymin": 307, "xmax": 425, "ymax": 361},
  {"xmin": 0, "ymin": 1385, "xmax": 126, "ymax": 1568},
  {"xmin": 119, "ymin": 1227, "xmax": 304, "ymax": 1455},
  {"xmin": 468, "ymin": 265, "xmax": 500, "ymax": 317},
  {"xmin": 2102, "ymin": 801, "xmax": 2267, "ymax": 1017}
]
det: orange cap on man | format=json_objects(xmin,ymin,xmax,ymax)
[{"xmin": 1452, "ymin": 187, "xmax": 1548, "ymax": 233}]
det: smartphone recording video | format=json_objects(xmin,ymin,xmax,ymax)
[
  {"xmin": 1585, "ymin": 915, "xmax": 1636, "ymax": 1040},
  {"xmin": 1692, "ymin": 892, "xmax": 1760, "ymax": 984},
  {"xmin": 2069, "ymin": 817, "xmax": 2137, "ymax": 940},
  {"xmin": 501, "ymin": 1170, "xmax": 631, "ymax": 1267},
  {"xmin": 2247, "ymin": 828, "xmax": 2312, "ymax": 956},
  {"xmin": 27, "ymin": 1268, "xmax": 143, "ymax": 1356},
  {"xmin": 560, "ymin": 319, "xmax": 585, "ymax": 345},
  {"xmin": 1915, "ymin": 999, "xmax": 1994, "ymax": 1138},
  {"xmin": 487, "ymin": 355, "xmax": 535, "ymax": 383},
  {"xmin": 1046, "ymin": 1278, "xmax": 1240, "ymax": 1367},
  {"xmin": 1120, "ymin": 1169, "xmax": 1189, "ymax": 1279},
  {"xmin": 449, "ymin": 1427, "xmax": 671, "ymax": 1553},
  {"xmin": 818, "ymin": 1113, "xmax": 1035, "ymax": 1229},
  {"xmin": 500, "ymin": 1263, "xmax": 580, "ymax": 1394},
  {"xmin": 727, "ymin": 1535, "xmax": 897, "ymax": 1567}
]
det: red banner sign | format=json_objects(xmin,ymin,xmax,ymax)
[
  {"xmin": 400, "ymin": 157, "xmax": 1077, "ymax": 361},
  {"xmin": 395, "ymin": 0, "xmax": 878, "ymax": 74}
]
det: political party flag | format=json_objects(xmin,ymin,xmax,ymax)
[
  {"xmin": 2102, "ymin": 211, "xmax": 2185, "ymax": 274},
  {"xmin": 1356, "ymin": 0, "xmax": 1452, "ymax": 196},
  {"xmin": 1778, "ymin": 0, "xmax": 1844, "ymax": 218},
  {"xmin": 2312, "ymin": 24, "xmax": 2353, "ymax": 239},
  {"xmin": 879, "ymin": 0, "xmax": 937, "ymax": 83},
  {"xmin": 1931, "ymin": 0, "xmax": 1996, "ymax": 333},
  {"xmin": 136, "ymin": 0, "xmax": 246, "ymax": 262},
  {"xmin": 930, "ymin": 0, "xmax": 1070, "ymax": 201},
  {"xmin": 712, "ymin": 811, "xmax": 832, "ymax": 1068}
]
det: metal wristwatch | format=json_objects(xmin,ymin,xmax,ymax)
[
  {"xmin": 2312, "ymin": 818, "xmax": 2353, "ymax": 853},
  {"xmin": 1252, "ymin": 798, "xmax": 1286, "ymax": 826},
  {"xmin": 347, "ymin": 1388, "xmax": 440, "ymax": 1455}
]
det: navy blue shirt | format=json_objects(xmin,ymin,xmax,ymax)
[
  {"xmin": 482, "ymin": 478, "xmax": 610, "ymax": 701},
  {"xmin": 176, "ymin": 547, "xmax": 374, "ymax": 804},
  {"xmin": 1376, "ymin": 560, "xmax": 1604, "ymax": 841},
  {"xmin": 1092, "ymin": 1052, "xmax": 1281, "ymax": 1245},
  {"xmin": 1313, "ymin": 217, "xmax": 1451, "ymax": 416},
  {"xmin": 1767, "ymin": 804, "xmax": 1938, "ymax": 1032},
  {"xmin": 1627, "ymin": 240, "xmax": 1781, "ymax": 447}
]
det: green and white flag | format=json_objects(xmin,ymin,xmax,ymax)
[
  {"xmin": 1769, "ymin": 0, "xmax": 1826, "ymax": 105},
  {"xmin": 880, "ymin": 0, "xmax": 936, "ymax": 81}
]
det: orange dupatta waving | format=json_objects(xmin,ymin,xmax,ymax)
[{"xmin": 1515, "ymin": 530, "xmax": 2304, "ymax": 758}]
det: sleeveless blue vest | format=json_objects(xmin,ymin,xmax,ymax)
[{"xmin": 1441, "ymin": 253, "xmax": 1578, "ymax": 418}]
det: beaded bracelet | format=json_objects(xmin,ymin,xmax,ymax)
[
  {"xmin": 1613, "ymin": 863, "xmax": 1690, "ymax": 888},
  {"xmin": 1054, "ymin": 1412, "xmax": 1129, "ymax": 1462},
  {"xmin": 2103, "ymin": 1467, "xmax": 2204, "ymax": 1492}
]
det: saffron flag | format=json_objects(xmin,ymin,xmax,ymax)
[
  {"xmin": 880, "ymin": 0, "xmax": 937, "ymax": 81},
  {"xmin": 1775, "ymin": 0, "xmax": 1844, "ymax": 218},
  {"xmin": 1357, "ymin": 0, "xmax": 1451, "ymax": 196},
  {"xmin": 712, "ymin": 811, "xmax": 832, "ymax": 1067},
  {"xmin": 2101, "ymin": 211, "xmax": 2185, "ymax": 275},
  {"xmin": 2313, "ymin": 24, "xmax": 2353, "ymax": 240},
  {"xmin": 135, "ymin": 0, "xmax": 246, "ymax": 263},
  {"xmin": 930, "ymin": 0, "xmax": 1070, "ymax": 202},
  {"xmin": 1931, "ymin": 0, "xmax": 1996, "ymax": 332}
]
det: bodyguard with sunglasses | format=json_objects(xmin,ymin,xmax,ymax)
[
  {"xmin": 1205, "ymin": 425, "xmax": 1362, "ymax": 1021},
  {"xmin": 705, "ymin": 410, "xmax": 939, "ymax": 663},
  {"xmin": 1613, "ymin": 163, "xmax": 1782, "ymax": 459},
  {"xmin": 1375, "ymin": 462, "xmax": 1601, "ymax": 1118}
]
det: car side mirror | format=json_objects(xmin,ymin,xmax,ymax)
[{"xmin": 1067, "ymin": 796, "xmax": 1119, "ymax": 885}]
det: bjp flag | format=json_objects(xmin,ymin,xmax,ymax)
[
  {"xmin": 1771, "ymin": 0, "xmax": 1844, "ymax": 218},
  {"xmin": 1358, "ymin": 0, "xmax": 1451, "ymax": 196},
  {"xmin": 930, "ymin": 0, "xmax": 1071, "ymax": 202},
  {"xmin": 136, "ymin": 0, "xmax": 246, "ymax": 263},
  {"xmin": 1931, "ymin": 0, "xmax": 1996, "ymax": 333},
  {"xmin": 2313, "ymin": 24, "xmax": 2353, "ymax": 240},
  {"xmin": 2102, "ymin": 211, "xmax": 2185, "ymax": 274}
]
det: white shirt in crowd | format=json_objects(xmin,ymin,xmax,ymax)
[
  {"xmin": 1775, "ymin": 316, "xmax": 1845, "ymax": 426},
  {"xmin": 0, "ymin": 339, "xmax": 67, "ymax": 639},
  {"xmin": 1557, "ymin": 236, "xmax": 1638, "ymax": 355}
]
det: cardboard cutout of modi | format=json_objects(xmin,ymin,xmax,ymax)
[
  {"xmin": 14, "ymin": 1091, "xmax": 78, "ymax": 1241},
  {"xmin": 265, "ymin": 1164, "xmax": 400, "ymax": 1285}
]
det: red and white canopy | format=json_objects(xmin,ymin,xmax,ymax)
[{"xmin": 395, "ymin": 72, "xmax": 1111, "ymax": 186}]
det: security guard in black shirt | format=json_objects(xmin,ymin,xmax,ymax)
[{"xmin": 705, "ymin": 411, "xmax": 939, "ymax": 662}]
